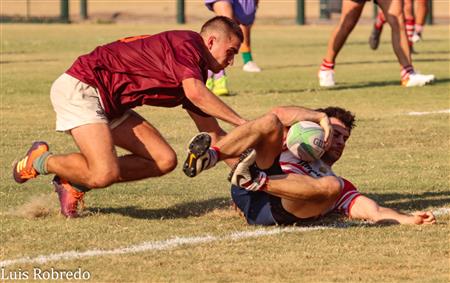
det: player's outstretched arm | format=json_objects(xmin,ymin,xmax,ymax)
[
  {"xmin": 183, "ymin": 78, "xmax": 246, "ymax": 127},
  {"xmin": 271, "ymin": 106, "xmax": 333, "ymax": 148},
  {"xmin": 349, "ymin": 195, "xmax": 436, "ymax": 225}
]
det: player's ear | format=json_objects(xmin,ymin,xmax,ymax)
[{"xmin": 206, "ymin": 35, "xmax": 216, "ymax": 50}]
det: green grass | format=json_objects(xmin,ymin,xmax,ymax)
[{"xmin": 1, "ymin": 23, "xmax": 449, "ymax": 282}]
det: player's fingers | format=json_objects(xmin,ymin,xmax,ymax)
[{"xmin": 319, "ymin": 116, "xmax": 333, "ymax": 149}]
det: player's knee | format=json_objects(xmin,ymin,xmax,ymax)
[
  {"xmin": 386, "ymin": 13, "xmax": 404, "ymax": 28},
  {"xmin": 260, "ymin": 113, "xmax": 283, "ymax": 136},
  {"xmin": 156, "ymin": 151, "xmax": 178, "ymax": 175},
  {"xmin": 87, "ymin": 168, "xmax": 120, "ymax": 188}
]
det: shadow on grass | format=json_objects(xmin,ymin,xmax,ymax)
[
  {"xmin": 87, "ymin": 197, "xmax": 230, "ymax": 219},
  {"xmin": 364, "ymin": 191, "xmax": 450, "ymax": 212},
  {"xmin": 0, "ymin": 59, "xmax": 58, "ymax": 64},
  {"xmin": 265, "ymin": 58, "xmax": 450, "ymax": 71}
]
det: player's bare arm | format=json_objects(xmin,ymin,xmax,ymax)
[
  {"xmin": 182, "ymin": 78, "xmax": 247, "ymax": 127},
  {"xmin": 271, "ymin": 106, "xmax": 333, "ymax": 148},
  {"xmin": 349, "ymin": 195, "xmax": 436, "ymax": 225}
]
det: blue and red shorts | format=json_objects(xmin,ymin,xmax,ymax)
[{"xmin": 205, "ymin": 0, "xmax": 258, "ymax": 26}]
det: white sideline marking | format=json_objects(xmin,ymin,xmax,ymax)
[
  {"xmin": 407, "ymin": 109, "xmax": 450, "ymax": 116},
  {"xmin": 1, "ymin": 208, "xmax": 448, "ymax": 268},
  {"xmin": 0, "ymin": 226, "xmax": 327, "ymax": 268},
  {"xmin": 432, "ymin": 207, "xmax": 450, "ymax": 216}
]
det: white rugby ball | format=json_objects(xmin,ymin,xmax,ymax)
[{"xmin": 286, "ymin": 121, "xmax": 326, "ymax": 162}]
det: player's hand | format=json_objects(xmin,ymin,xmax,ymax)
[
  {"xmin": 319, "ymin": 115, "xmax": 333, "ymax": 150},
  {"xmin": 412, "ymin": 211, "xmax": 436, "ymax": 225}
]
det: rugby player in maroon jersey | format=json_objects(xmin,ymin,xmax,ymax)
[{"xmin": 13, "ymin": 16, "xmax": 248, "ymax": 218}]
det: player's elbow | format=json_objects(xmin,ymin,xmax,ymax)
[{"xmin": 315, "ymin": 176, "xmax": 341, "ymax": 201}]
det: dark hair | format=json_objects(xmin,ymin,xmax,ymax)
[
  {"xmin": 200, "ymin": 16, "xmax": 244, "ymax": 43},
  {"xmin": 316, "ymin": 106, "xmax": 356, "ymax": 131}
]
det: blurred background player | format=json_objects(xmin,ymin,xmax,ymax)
[
  {"xmin": 318, "ymin": 0, "xmax": 435, "ymax": 88},
  {"xmin": 369, "ymin": 0, "xmax": 429, "ymax": 51},
  {"xmin": 205, "ymin": 0, "xmax": 261, "ymax": 96}
]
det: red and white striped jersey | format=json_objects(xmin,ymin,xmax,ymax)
[{"xmin": 279, "ymin": 149, "xmax": 361, "ymax": 216}]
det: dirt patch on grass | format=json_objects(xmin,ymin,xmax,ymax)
[{"xmin": 8, "ymin": 194, "xmax": 58, "ymax": 219}]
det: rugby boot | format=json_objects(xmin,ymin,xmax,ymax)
[
  {"xmin": 369, "ymin": 26, "xmax": 382, "ymax": 50},
  {"xmin": 411, "ymin": 31, "xmax": 422, "ymax": 43},
  {"xmin": 13, "ymin": 141, "xmax": 49, "ymax": 183},
  {"xmin": 243, "ymin": 61, "xmax": 262, "ymax": 72},
  {"xmin": 206, "ymin": 77, "xmax": 214, "ymax": 91},
  {"xmin": 52, "ymin": 176, "xmax": 85, "ymax": 218},
  {"xmin": 318, "ymin": 70, "xmax": 335, "ymax": 87},
  {"xmin": 211, "ymin": 75, "xmax": 230, "ymax": 96},
  {"xmin": 402, "ymin": 73, "xmax": 435, "ymax": 87},
  {"xmin": 228, "ymin": 149, "xmax": 268, "ymax": 191},
  {"xmin": 183, "ymin": 132, "xmax": 213, "ymax": 177}
]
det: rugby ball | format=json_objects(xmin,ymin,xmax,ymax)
[{"xmin": 286, "ymin": 121, "xmax": 326, "ymax": 162}]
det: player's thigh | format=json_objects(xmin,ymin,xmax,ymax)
[
  {"xmin": 110, "ymin": 111, "xmax": 176, "ymax": 162},
  {"xmin": 254, "ymin": 115, "xmax": 283, "ymax": 169},
  {"xmin": 70, "ymin": 123, "xmax": 118, "ymax": 172},
  {"xmin": 340, "ymin": 0, "xmax": 365, "ymax": 21},
  {"xmin": 377, "ymin": 0, "xmax": 403, "ymax": 17},
  {"xmin": 212, "ymin": 0, "xmax": 234, "ymax": 18},
  {"xmin": 281, "ymin": 196, "xmax": 336, "ymax": 219},
  {"xmin": 403, "ymin": 0, "xmax": 414, "ymax": 18}
]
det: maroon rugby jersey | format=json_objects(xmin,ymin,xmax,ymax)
[{"xmin": 66, "ymin": 31, "xmax": 210, "ymax": 119}]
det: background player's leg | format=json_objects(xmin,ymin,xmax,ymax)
[
  {"xmin": 378, "ymin": 0, "xmax": 412, "ymax": 67},
  {"xmin": 413, "ymin": 0, "xmax": 428, "ymax": 41},
  {"xmin": 241, "ymin": 24, "xmax": 261, "ymax": 72},
  {"xmin": 324, "ymin": 0, "xmax": 365, "ymax": 63},
  {"xmin": 369, "ymin": 10, "xmax": 386, "ymax": 50},
  {"xmin": 319, "ymin": 0, "xmax": 365, "ymax": 87},
  {"xmin": 403, "ymin": 0, "xmax": 415, "ymax": 49}
]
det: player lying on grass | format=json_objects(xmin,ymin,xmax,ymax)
[
  {"xmin": 183, "ymin": 106, "xmax": 436, "ymax": 225},
  {"xmin": 12, "ymin": 16, "xmax": 247, "ymax": 218}
]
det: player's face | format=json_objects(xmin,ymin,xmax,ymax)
[
  {"xmin": 322, "ymin": 117, "xmax": 350, "ymax": 164},
  {"xmin": 207, "ymin": 33, "xmax": 241, "ymax": 72}
]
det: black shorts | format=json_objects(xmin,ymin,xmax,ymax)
[{"xmin": 230, "ymin": 155, "xmax": 314, "ymax": 226}]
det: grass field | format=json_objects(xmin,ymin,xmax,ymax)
[{"xmin": 1, "ymin": 22, "xmax": 449, "ymax": 282}]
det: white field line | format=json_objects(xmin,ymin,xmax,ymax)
[
  {"xmin": 432, "ymin": 207, "xmax": 450, "ymax": 216},
  {"xmin": 407, "ymin": 109, "xmax": 450, "ymax": 116},
  {"xmin": 1, "ymin": 209, "xmax": 448, "ymax": 268},
  {"xmin": 0, "ymin": 226, "xmax": 328, "ymax": 268}
]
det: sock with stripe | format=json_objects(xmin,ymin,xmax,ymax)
[
  {"xmin": 405, "ymin": 18, "xmax": 415, "ymax": 46},
  {"xmin": 32, "ymin": 151, "xmax": 52, "ymax": 175},
  {"xmin": 207, "ymin": 146, "xmax": 220, "ymax": 169},
  {"xmin": 375, "ymin": 11, "xmax": 386, "ymax": 30},
  {"xmin": 415, "ymin": 24, "xmax": 424, "ymax": 34},
  {"xmin": 242, "ymin": 52, "xmax": 253, "ymax": 64},
  {"xmin": 401, "ymin": 65, "xmax": 415, "ymax": 81},
  {"xmin": 320, "ymin": 59, "xmax": 334, "ymax": 71}
]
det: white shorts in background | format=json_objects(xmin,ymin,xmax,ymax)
[{"xmin": 50, "ymin": 73, "xmax": 130, "ymax": 132}]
